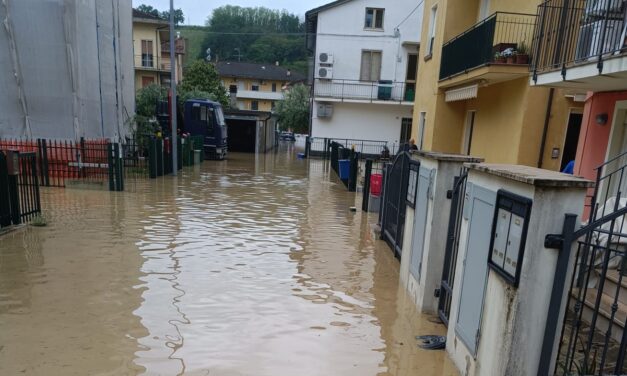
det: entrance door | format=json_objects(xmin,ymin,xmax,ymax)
[
  {"xmin": 400, "ymin": 118, "xmax": 413, "ymax": 144},
  {"xmin": 381, "ymin": 152, "xmax": 410, "ymax": 258},
  {"xmin": 560, "ymin": 112, "xmax": 583, "ymax": 171}
]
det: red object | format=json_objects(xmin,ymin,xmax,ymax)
[{"xmin": 370, "ymin": 174, "xmax": 383, "ymax": 196}]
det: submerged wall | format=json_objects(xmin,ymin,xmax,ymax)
[{"xmin": 0, "ymin": 0, "xmax": 134, "ymax": 140}]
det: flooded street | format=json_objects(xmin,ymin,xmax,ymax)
[{"xmin": 0, "ymin": 144, "xmax": 457, "ymax": 376}]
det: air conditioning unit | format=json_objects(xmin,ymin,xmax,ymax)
[
  {"xmin": 585, "ymin": 0, "xmax": 624, "ymax": 17},
  {"xmin": 318, "ymin": 67, "xmax": 334, "ymax": 79},
  {"xmin": 319, "ymin": 52, "xmax": 334, "ymax": 64},
  {"xmin": 575, "ymin": 20, "xmax": 624, "ymax": 61},
  {"xmin": 317, "ymin": 103, "xmax": 333, "ymax": 118}
]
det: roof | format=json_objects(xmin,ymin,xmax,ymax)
[
  {"xmin": 306, "ymin": 0, "xmax": 353, "ymax": 18},
  {"xmin": 216, "ymin": 62, "xmax": 306, "ymax": 82},
  {"xmin": 132, "ymin": 9, "xmax": 168, "ymax": 24}
]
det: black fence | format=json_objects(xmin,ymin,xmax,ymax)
[
  {"xmin": 329, "ymin": 141, "xmax": 359, "ymax": 192},
  {"xmin": 440, "ymin": 12, "xmax": 537, "ymax": 80},
  {"xmin": 313, "ymin": 79, "xmax": 414, "ymax": 103},
  {"xmin": 0, "ymin": 150, "xmax": 41, "ymax": 228},
  {"xmin": 532, "ymin": 0, "xmax": 627, "ymax": 77}
]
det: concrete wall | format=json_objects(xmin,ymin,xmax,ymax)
[
  {"xmin": 445, "ymin": 166, "xmax": 589, "ymax": 376},
  {"xmin": 0, "ymin": 0, "xmax": 134, "ymax": 140},
  {"xmin": 312, "ymin": 102, "xmax": 413, "ymax": 146}
]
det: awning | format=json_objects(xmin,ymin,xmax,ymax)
[{"xmin": 445, "ymin": 84, "xmax": 479, "ymax": 102}]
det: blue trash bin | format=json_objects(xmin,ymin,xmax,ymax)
[{"xmin": 339, "ymin": 159, "xmax": 350, "ymax": 180}]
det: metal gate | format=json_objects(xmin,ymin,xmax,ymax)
[
  {"xmin": 540, "ymin": 152, "xmax": 627, "ymax": 375},
  {"xmin": 381, "ymin": 152, "xmax": 410, "ymax": 258},
  {"xmin": 0, "ymin": 151, "xmax": 11, "ymax": 228},
  {"xmin": 438, "ymin": 169, "xmax": 468, "ymax": 326}
]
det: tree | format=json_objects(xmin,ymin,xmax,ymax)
[
  {"xmin": 133, "ymin": 84, "xmax": 168, "ymax": 136},
  {"xmin": 275, "ymin": 84, "xmax": 310, "ymax": 134},
  {"xmin": 136, "ymin": 4, "xmax": 184, "ymax": 25},
  {"xmin": 179, "ymin": 60, "xmax": 229, "ymax": 106},
  {"xmin": 199, "ymin": 6, "xmax": 307, "ymax": 73}
]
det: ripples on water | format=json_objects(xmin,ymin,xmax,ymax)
[{"xmin": 0, "ymin": 145, "xmax": 456, "ymax": 376}]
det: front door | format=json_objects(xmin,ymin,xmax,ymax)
[{"xmin": 560, "ymin": 112, "xmax": 583, "ymax": 171}]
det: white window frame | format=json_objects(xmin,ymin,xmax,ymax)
[
  {"xmin": 365, "ymin": 8, "xmax": 385, "ymax": 30},
  {"xmin": 427, "ymin": 6, "xmax": 438, "ymax": 57}
]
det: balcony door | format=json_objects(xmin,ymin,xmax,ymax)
[
  {"xmin": 141, "ymin": 40, "xmax": 154, "ymax": 68},
  {"xmin": 405, "ymin": 54, "xmax": 418, "ymax": 101}
]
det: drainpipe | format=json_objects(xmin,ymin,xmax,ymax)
[{"xmin": 537, "ymin": 88, "xmax": 555, "ymax": 169}]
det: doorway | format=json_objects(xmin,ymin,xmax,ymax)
[
  {"xmin": 400, "ymin": 118, "xmax": 413, "ymax": 144},
  {"xmin": 405, "ymin": 54, "xmax": 418, "ymax": 101},
  {"xmin": 560, "ymin": 111, "xmax": 583, "ymax": 171}
]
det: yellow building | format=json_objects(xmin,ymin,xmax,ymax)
[
  {"xmin": 412, "ymin": 0, "xmax": 584, "ymax": 171},
  {"xmin": 132, "ymin": 9, "xmax": 185, "ymax": 91},
  {"xmin": 216, "ymin": 62, "xmax": 306, "ymax": 112}
]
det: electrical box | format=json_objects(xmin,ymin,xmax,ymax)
[
  {"xmin": 6, "ymin": 150, "xmax": 19, "ymax": 176},
  {"xmin": 488, "ymin": 190, "xmax": 532, "ymax": 287},
  {"xmin": 317, "ymin": 103, "xmax": 333, "ymax": 118}
]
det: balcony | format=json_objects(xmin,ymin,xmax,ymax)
[
  {"xmin": 313, "ymin": 79, "xmax": 414, "ymax": 105},
  {"xmin": 531, "ymin": 0, "xmax": 627, "ymax": 91},
  {"xmin": 134, "ymin": 55, "xmax": 174, "ymax": 71},
  {"xmin": 236, "ymin": 90, "xmax": 284, "ymax": 101},
  {"xmin": 439, "ymin": 12, "xmax": 537, "ymax": 89},
  {"xmin": 161, "ymin": 39, "xmax": 186, "ymax": 55}
]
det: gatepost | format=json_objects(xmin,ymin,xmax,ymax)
[{"xmin": 445, "ymin": 164, "xmax": 592, "ymax": 376}]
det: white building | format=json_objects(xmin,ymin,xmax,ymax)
[
  {"xmin": 0, "ymin": 0, "xmax": 134, "ymax": 140},
  {"xmin": 305, "ymin": 0, "xmax": 422, "ymax": 150}
]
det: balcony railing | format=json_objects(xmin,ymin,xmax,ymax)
[
  {"xmin": 531, "ymin": 0, "xmax": 627, "ymax": 76},
  {"xmin": 313, "ymin": 79, "xmax": 414, "ymax": 104},
  {"xmin": 134, "ymin": 55, "xmax": 174, "ymax": 71},
  {"xmin": 161, "ymin": 39, "xmax": 186, "ymax": 55},
  {"xmin": 440, "ymin": 12, "xmax": 537, "ymax": 80}
]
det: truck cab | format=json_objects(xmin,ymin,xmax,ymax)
[{"xmin": 183, "ymin": 99, "xmax": 228, "ymax": 160}]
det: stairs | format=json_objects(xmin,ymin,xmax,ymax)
[{"xmin": 575, "ymin": 270, "xmax": 627, "ymax": 343}]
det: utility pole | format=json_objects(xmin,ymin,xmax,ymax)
[{"xmin": 169, "ymin": 0, "xmax": 178, "ymax": 176}]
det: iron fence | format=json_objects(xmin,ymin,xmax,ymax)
[
  {"xmin": 313, "ymin": 79, "xmax": 414, "ymax": 103},
  {"xmin": 308, "ymin": 137, "xmax": 399, "ymax": 160},
  {"xmin": 532, "ymin": 0, "xmax": 627, "ymax": 77},
  {"xmin": 0, "ymin": 150, "xmax": 41, "ymax": 228},
  {"xmin": 440, "ymin": 12, "xmax": 537, "ymax": 80}
]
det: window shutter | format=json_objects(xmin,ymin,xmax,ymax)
[
  {"xmin": 360, "ymin": 51, "xmax": 372, "ymax": 81},
  {"xmin": 371, "ymin": 52, "xmax": 382, "ymax": 81}
]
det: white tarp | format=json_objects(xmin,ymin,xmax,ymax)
[{"xmin": 0, "ymin": 0, "xmax": 134, "ymax": 140}]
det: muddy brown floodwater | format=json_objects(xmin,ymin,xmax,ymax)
[{"xmin": 0, "ymin": 143, "xmax": 458, "ymax": 376}]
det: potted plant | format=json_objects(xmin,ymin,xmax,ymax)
[
  {"xmin": 502, "ymin": 48, "xmax": 516, "ymax": 64},
  {"xmin": 494, "ymin": 51, "xmax": 506, "ymax": 64},
  {"xmin": 515, "ymin": 42, "xmax": 530, "ymax": 64}
]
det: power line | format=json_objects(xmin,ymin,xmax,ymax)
[{"xmin": 395, "ymin": 0, "xmax": 425, "ymax": 29}]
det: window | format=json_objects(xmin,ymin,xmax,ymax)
[
  {"xmin": 365, "ymin": 8, "xmax": 384, "ymax": 29},
  {"xmin": 251, "ymin": 101, "xmax": 259, "ymax": 111},
  {"xmin": 360, "ymin": 50, "xmax": 382, "ymax": 81},
  {"xmin": 141, "ymin": 76, "xmax": 155, "ymax": 87},
  {"xmin": 251, "ymin": 83, "xmax": 260, "ymax": 91},
  {"xmin": 141, "ymin": 40, "xmax": 153, "ymax": 67},
  {"xmin": 427, "ymin": 6, "xmax": 438, "ymax": 57},
  {"xmin": 271, "ymin": 101, "xmax": 276, "ymax": 111},
  {"xmin": 418, "ymin": 112, "xmax": 426, "ymax": 150},
  {"xmin": 272, "ymin": 83, "xmax": 277, "ymax": 92},
  {"xmin": 229, "ymin": 85, "xmax": 237, "ymax": 94},
  {"xmin": 400, "ymin": 118, "xmax": 413, "ymax": 144}
]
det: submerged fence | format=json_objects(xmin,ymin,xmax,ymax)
[
  {"xmin": 307, "ymin": 137, "xmax": 399, "ymax": 160},
  {"xmin": 0, "ymin": 150, "xmax": 41, "ymax": 228}
]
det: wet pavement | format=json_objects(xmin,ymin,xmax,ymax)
[{"xmin": 0, "ymin": 143, "xmax": 458, "ymax": 376}]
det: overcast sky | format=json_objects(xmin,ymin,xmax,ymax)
[{"xmin": 132, "ymin": 0, "xmax": 330, "ymax": 26}]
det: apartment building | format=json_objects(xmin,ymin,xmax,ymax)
[
  {"xmin": 306, "ymin": 0, "xmax": 423, "ymax": 147},
  {"xmin": 132, "ymin": 9, "xmax": 185, "ymax": 90},
  {"xmin": 216, "ymin": 62, "xmax": 305, "ymax": 112}
]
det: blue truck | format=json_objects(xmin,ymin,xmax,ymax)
[{"xmin": 157, "ymin": 98, "xmax": 228, "ymax": 160}]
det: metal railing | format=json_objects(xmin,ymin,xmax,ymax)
[
  {"xmin": 313, "ymin": 79, "xmax": 414, "ymax": 103},
  {"xmin": 0, "ymin": 151, "xmax": 41, "ymax": 228},
  {"xmin": 440, "ymin": 12, "xmax": 537, "ymax": 80},
  {"xmin": 531, "ymin": 0, "xmax": 627, "ymax": 77},
  {"xmin": 134, "ymin": 55, "xmax": 176, "ymax": 71},
  {"xmin": 308, "ymin": 137, "xmax": 400, "ymax": 159}
]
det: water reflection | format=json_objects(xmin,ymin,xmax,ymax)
[{"xmin": 0, "ymin": 143, "xmax": 456, "ymax": 375}]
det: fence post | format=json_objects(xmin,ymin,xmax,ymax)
[
  {"xmin": 148, "ymin": 138, "xmax": 157, "ymax": 179},
  {"xmin": 305, "ymin": 136, "xmax": 311, "ymax": 158},
  {"xmin": 157, "ymin": 138, "xmax": 164, "ymax": 177},
  {"xmin": 348, "ymin": 151, "xmax": 358, "ymax": 192},
  {"xmin": 538, "ymin": 213, "xmax": 579, "ymax": 375},
  {"xmin": 362, "ymin": 159, "xmax": 373, "ymax": 212},
  {"xmin": 40, "ymin": 139, "xmax": 50, "ymax": 186},
  {"xmin": 114, "ymin": 143, "xmax": 124, "ymax": 191},
  {"xmin": 0, "ymin": 151, "xmax": 11, "ymax": 227},
  {"xmin": 107, "ymin": 143, "xmax": 115, "ymax": 191},
  {"xmin": 177, "ymin": 137, "xmax": 182, "ymax": 171}
]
